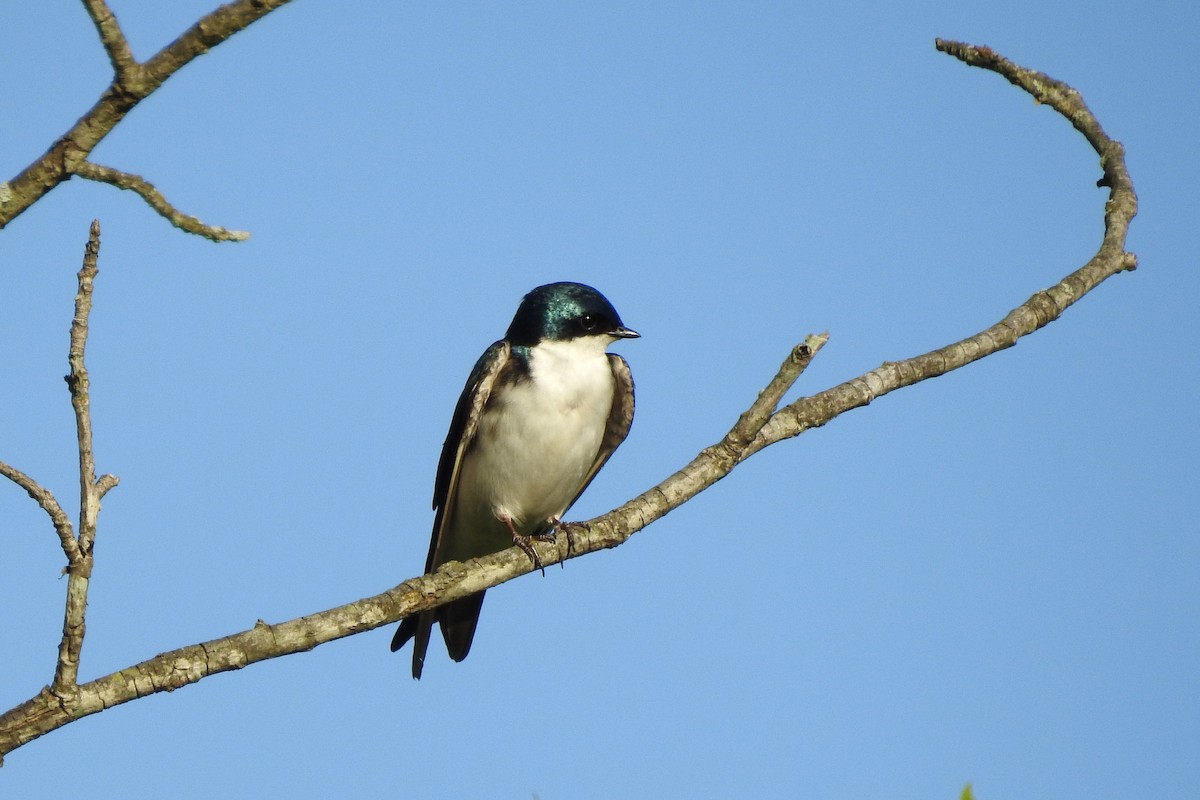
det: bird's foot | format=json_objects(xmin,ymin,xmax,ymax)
[
  {"xmin": 545, "ymin": 516, "xmax": 577, "ymax": 560},
  {"xmin": 502, "ymin": 516, "xmax": 547, "ymax": 576},
  {"xmin": 511, "ymin": 532, "xmax": 546, "ymax": 576},
  {"xmin": 529, "ymin": 521, "xmax": 569, "ymax": 570}
]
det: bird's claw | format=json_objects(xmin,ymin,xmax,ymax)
[
  {"xmin": 511, "ymin": 531, "xmax": 547, "ymax": 576},
  {"xmin": 548, "ymin": 517, "xmax": 578, "ymax": 559},
  {"xmin": 507, "ymin": 516, "xmax": 576, "ymax": 576}
]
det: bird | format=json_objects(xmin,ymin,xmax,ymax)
[{"xmin": 390, "ymin": 281, "xmax": 638, "ymax": 678}]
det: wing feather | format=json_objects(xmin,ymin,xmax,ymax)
[{"xmin": 390, "ymin": 341, "xmax": 510, "ymax": 676}]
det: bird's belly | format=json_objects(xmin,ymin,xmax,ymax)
[{"xmin": 458, "ymin": 368, "xmax": 612, "ymax": 536}]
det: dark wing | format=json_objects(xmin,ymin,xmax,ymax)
[
  {"xmin": 390, "ymin": 341, "xmax": 511, "ymax": 676},
  {"xmin": 555, "ymin": 352, "xmax": 635, "ymax": 524},
  {"xmin": 425, "ymin": 340, "xmax": 511, "ymax": 570}
]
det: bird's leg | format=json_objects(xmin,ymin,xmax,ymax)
[{"xmin": 500, "ymin": 513, "xmax": 546, "ymax": 577}]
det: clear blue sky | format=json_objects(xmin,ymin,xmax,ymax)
[{"xmin": 2, "ymin": 2, "xmax": 1196, "ymax": 798}]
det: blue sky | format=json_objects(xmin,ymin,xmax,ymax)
[{"xmin": 2, "ymin": 2, "xmax": 1197, "ymax": 798}]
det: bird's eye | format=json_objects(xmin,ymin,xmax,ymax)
[{"xmin": 580, "ymin": 314, "xmax": 598, "ymax": 331}]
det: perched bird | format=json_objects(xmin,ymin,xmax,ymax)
[{"xmin": 391, "ymin": 282, "xmax": 638, "ymax": 678}]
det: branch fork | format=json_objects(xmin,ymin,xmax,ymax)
[
  {"xmin": 0, "ymin": 0, "xmax": 293, "ymax": 241},
  {"xmin": 0, "ymin": 221, "xmax": 118, "ymax": 711}
]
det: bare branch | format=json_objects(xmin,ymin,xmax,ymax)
[
  {"xmin": 933, "ymin": 39, "xmax": 1138, "ymax": 247},
  {"xmin": 80, "ymin": 0, "xmax": 140, "ymax": 85},
  {"xmin": 0, "ymin": 42, "xmax": 1139, "ymax": 764},
  {"xmin": 52, "ymin": 220, "xmax": 120, "ymax": 693},
  {"xmin": 0, "ymin": 0, "xmax": 295, "ymax": 240},
  {"xmin": 0, "ymin": 333, "xmax": 834, "ymax": 757},
  {"xmin": 71, "ymin": 160, "xmax": 250, "ymax": 242},
  {"xmin": 0, "ymin": 461, "xmax": 80, "ymax": 564},
  {"xmin": 735, "ymin": 40, "xmax": 1140, "ymax": 459},
  {"xmin": 68, "ymin": 220, "xmax": 113, "ymax": 555},
  {"xmin": 723, "ymin": 334, "xmax": 827, "ymax": 455}
]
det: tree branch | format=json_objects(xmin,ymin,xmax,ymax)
[
  {"xmin": 67, "ymin": 221, "xmax": 119, "ymax": 552},
  {"xmin": 70, "ymin": 160, "xmax": 249, "ymax": 243},
  {"xmin": 0, "ymin": 462, "xmax": 80, "ymax": 565},
  {"xmin": 724, "ymin": 336, "xmax": 827, "ymax": 455},
  {"xmin": 0, "ymin": 41, "xmax": 1139, "ymax": 764},
  {"xmin": 0, "ymin": 1, "xmax": 294, "ymax": 241},
  {"xmin": 80, "ymin": 0, "xmax": 140, "ymax": 86},
  {"xmin": 0, "ymin": 339, "xmax": 835, "ymax": 758},
  {"xmin": 51, "ymin": 220, "xmax": 120, "ymax": 696},
  {"xmin": 736, "ymin": 40, "xmax": 1140, "ymax": 459}
]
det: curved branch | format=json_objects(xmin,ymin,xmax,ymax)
[
  {"xmin": 0, "ymin": 0, "xmax": 294, "ymax": 240},
  {"xmin": 736, "ymin": 39, "xmax": 1139, "ymax": 458},
  {"xmin": 0, "ymin": 41, "xmax": 1139, "ymax": 763},
  {"xmin": 71, "ymin": 160, "xmax": 249, "ymax": 242},
  {"xmin": 0, "ymin": 461, "xmax": 80, "ymax": 564}
]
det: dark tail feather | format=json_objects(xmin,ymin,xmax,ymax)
[
  {"xmin": 390, "ymin": 590, "xmax": 485, "ymax": 677},
  {"xmin": 438, "ymin": 590, "xmax": 486, "ymax": 662},
  {"xmin": 390, "ymin": 615, "xmax": 418, "ymax": 652},
  {"xmin": 391, "ymin": 611, "xmax": 435, "ymax": 680}
]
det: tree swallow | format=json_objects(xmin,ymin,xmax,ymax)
[{"xmin": 390, "ymin": 282, "xmax": 638, "ymax": 678}]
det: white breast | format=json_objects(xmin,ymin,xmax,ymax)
[{"xmin": 456, "ymin": 336, "xmax": 615, "ymax": 540}]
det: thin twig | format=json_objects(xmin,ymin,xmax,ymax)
[
  {"xmin": 69, "ymin": 222, "xmax": 104, "ymax": 555},
  {"xmin": 933, "ymin": 39, "xmax": 1138, "ymax": 248},
  {"xmin": 53, "ymin": 220, "xmax": 120, "ymax": 693},
  {"xmin": 79, "ymin": 0, "xmax": 140, "ymax": 85},
  {"xmin": 0, "ymin": 461, "xmax": 80, "ymax": 564},
  {"xmin": 738, "ymin": 40, "xmax": 1140, "ymax": 458},
  {"xmin": 71, "ymin": 160, "xmax": 249, "ymax": 243}
]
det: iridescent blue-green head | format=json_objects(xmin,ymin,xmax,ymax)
[{"xmin": 506, "ymin": 282, "xmax": 639, "ymax": 346}]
